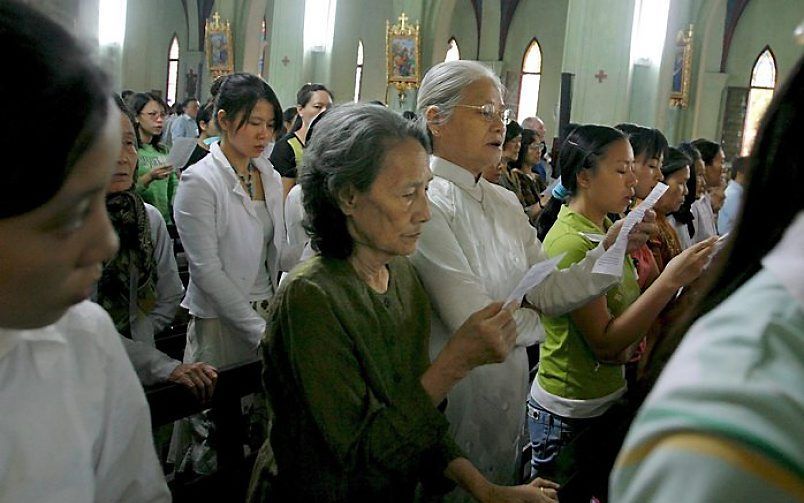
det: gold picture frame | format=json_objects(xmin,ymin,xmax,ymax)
[
  {"xmin": 670, "ymin": 25, "xmax": 693, "ymax": 109},
  {"xmin": 205, "ymin": 12, "xmax": 234, "ymax": 79},
  {"xmin": 386, "ymin": 13, "xmax": 420, "ymax": 101}
]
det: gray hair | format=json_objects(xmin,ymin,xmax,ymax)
[
  {"xmin": 416, "ymin": 60, "xmax": 504, "ymax": 133},
  {"xmin": 300, "ymin": 103, "xmax": 429, "ymax": 259}
]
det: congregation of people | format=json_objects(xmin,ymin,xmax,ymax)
[{"xmin": 1, "ymin": 2, "xmax": 802, "ymax": 502}]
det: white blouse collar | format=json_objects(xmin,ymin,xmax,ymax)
[{"xmin": 430, "ymin": 156, "xmax": 484, "ymax": 202}]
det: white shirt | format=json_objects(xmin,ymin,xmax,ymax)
[
  {"xmin": 690, "ymin": 193, "xmax": 718, "ymax": 243},
  {"xmin": 284, "ymin": 184, "xmax": 307, "ymax": 249},
  {"xmin": 667, "ymin": 214, "xmax": 692, "ymax": 250},
  {"xmin": 718, "ymin": 179, "xmax": 743, "ymax": 235},
  {"xmin": 174, "ymin": 142, "xmax": 303, "ymax": 348},
  {"xmin": 410, "ymin": 156, "xmax": 620, "ymax": 490},
  {"xmin": 0, "ymin": 301, "xmax": 170, "ymax": 502},
  {"xmin": 118, "ymin": 203, "xmax": 184, "ymax": 385}
]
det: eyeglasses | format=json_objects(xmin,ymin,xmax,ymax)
[
  {"xmin": 142, "ymin": 111, "xmax": 166, "ymax": 119},
  {"xmin": 455, "ymin": 103, "xmax": 511, "ymax": 123}
]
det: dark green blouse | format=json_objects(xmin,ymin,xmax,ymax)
[{"xmin": 256, "ymin": 255, "xmax": 462, "ymax": 501}]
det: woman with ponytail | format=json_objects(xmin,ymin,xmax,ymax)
[{"xmin": 527, "ymin": 125, "xmax": 716, "ymax": 501}]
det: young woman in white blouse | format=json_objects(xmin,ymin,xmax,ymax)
[
  {"xmin": 410, "ymin": 60, "xmax": 658, "ymax": 500},
  {"xmin": 175, "ymin": 73, "xmax": 302, "ymax": 368},
  {"xmin": 173, "ymin": 73, "xmax": 303, "ymax": 473},
  {"xmin": 0, "ymin": 4, "xmax": 169, "ymax": 500}
]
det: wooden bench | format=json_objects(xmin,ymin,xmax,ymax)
[{"xmin": 146, "ymin": 359, "xmax": 263, "ymax": 502}]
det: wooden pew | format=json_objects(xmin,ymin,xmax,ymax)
[{"xmin": 146, "ymin": 359, "xmax": 263, "ymax": 502}]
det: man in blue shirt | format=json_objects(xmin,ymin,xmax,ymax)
[
  {"xmin": 169, "ymin": 97, "xmax": 199, "ymax": 143},
  {"xmin": 718, "ymin": 156, "xmax": 749, "ymax": 235}
]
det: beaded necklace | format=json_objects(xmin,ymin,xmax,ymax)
[{"xmin": 233, "ymin": 162, "xmax": 255, "ymax": 198}]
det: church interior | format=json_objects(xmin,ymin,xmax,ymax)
[{"xmin": 3, "ymin": 0, "xmax": 804, "ymax": 502}]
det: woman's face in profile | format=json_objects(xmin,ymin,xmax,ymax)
[
  {"xmin": 0, "ymin": 108, "xmax": 119, "ymax": 329},
  {"xmin": 344, "ymin": 138, "xmax": 432, "ymax": 258},
  {"xmin": 107, "ymin": 111, "xmax": 139, "ymax": 194}
]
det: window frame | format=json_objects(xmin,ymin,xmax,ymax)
[
  {"xmin": 517, "ymin": 38, "xmax": 543, "ymax": 124},
  {"xmin": 740, "ymin": 46, "xmax": 777, "ymax": 156},
  {"xmin": 165, "ymin": 34, "xmax": 180, "ymax": 107}
]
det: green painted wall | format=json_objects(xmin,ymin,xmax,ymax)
[
  {"xmin": 446, "ymin": 0, "xmax": 479, "ymax": 62},
  {"xmin": 725, "ymin": 0, "xmax": 804, "ymax": 88},
  {"xmin": 503, "ymin": 0, "xmax": 569, "ymax": 141}
]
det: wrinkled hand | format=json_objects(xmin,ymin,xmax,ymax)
[
  {"xmin": 168, "ymin": 362, "xmax": 218, "ymax": 402},
  {"xmin": 602, "ymin": 210, "xmax": 658, "ymax": 253},
  {"xmin": 482, "ymin": 478, "xmax": 560, "ymax": 502},
  {"xmin": 450, "ymin": 302, "xmax": 517, "ymax": 372},
  {"xmin": 662, "ymin": 236, "xmax": 717, "ymax": 289}
]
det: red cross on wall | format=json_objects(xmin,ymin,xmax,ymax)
[
  {"xmin": 595, "ymin": 69, "xmax": 608, "ymax": 83},
  {"xmin": 281, "ymin": 56, "xmax": 290, "ymax": 66}
]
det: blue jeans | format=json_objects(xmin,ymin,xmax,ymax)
[{"xmin": 527, "ymin": 398, "xmax": 592, "ymax": 480}]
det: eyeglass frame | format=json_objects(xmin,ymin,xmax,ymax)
[
  {"xmin": 454, "ymin": 103, "xmax": 511, "ymax": 123},
  {"xmin": 141, "ymin": 111, "xmax": 167, "ymax": 120}
]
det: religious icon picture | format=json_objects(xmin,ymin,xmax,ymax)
[
  {"xmin": 205, "ymin": 12, "xmax": 234, "ymax": 78},
  {"xmin": 670, "ymin": 25, "xmax": 693, "ymax": 108},
  {"xmin": 386, "ymin": 13, "xmax": 420, "ymax": 86}
]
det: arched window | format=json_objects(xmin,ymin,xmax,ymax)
[
  {"xmin": 258, "ymin": 17, "xmax": 268, "ymax": 77},
  {"xmin": 741, "ymin": 47, "xmax": 776, "ymax": 155},
  {"xmin": 166, "ymin": 35, "xmax": 180, "ymax": 106},
  {"xmin": 353, "ymin": 39, "xmax": 364, "ymax": 102},
  {"xmin": 445, "ymin": 37, "xmax": 460, "ymax": 62},
  {"xmin": 517, "ymin": 39, "xmax": 542, "ymax": 124}
]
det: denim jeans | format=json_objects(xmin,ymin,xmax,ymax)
[{"xmin": 526, "ymin": 398, "xmax": 592, "ymax": 481}]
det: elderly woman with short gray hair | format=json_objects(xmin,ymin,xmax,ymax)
[
  {"xmin": 249, "ymin": 103, "xmax": 559, "ymax": 502},
  {"xmin": 409, "ymin": 60, "xmax": 656, "ymax": 498}
]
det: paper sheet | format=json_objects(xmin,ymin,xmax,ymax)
[
  {"xmin": 592, "ymin": 182, "xmax": 668, "ymax": 276},
  {"xmin": 506, "ymin": 253, "xmax": 566, "ymax": 306},
  {"xmin": 167, "ymin": 137, "xmax": 198, "ymax": 171}
]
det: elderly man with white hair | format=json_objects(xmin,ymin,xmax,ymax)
[{"xmin": 410, "ymin": 60, "xmax": 657, "ymax": 501}]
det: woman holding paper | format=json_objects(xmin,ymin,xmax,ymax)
[
  {"xmin": 129, "ymin": 92, "xmax": 178, "ymax": 225},
  {"xmin": 527, "ymin": 125, "xmax": 716, "ymax": 501},
  {"xmin": 410, "ymin": 60, "xmax": 656, "ymax": 500}
]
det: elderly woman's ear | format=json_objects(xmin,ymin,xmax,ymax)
[
  {"xmin": 425, "ymin": 105, "xmax": 441, "ymax": 135},
  {"xmin": 335, "ymin": 185, "xmax": 358, "ymax": 216}
]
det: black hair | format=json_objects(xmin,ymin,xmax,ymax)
[
  {"xmin": 210, "ymin": 75, "xmax": 227, "ymax": 98},
  {"xmin": 515, "ymin": 128, "xmax": 543, "ymax": 170},
  {"xmin": 282, "ymin": 106, "xmax": 298, "ymax": 123},
  {"xmin": 675, "ymin": 53, "xmax": 804, "ymax": 339},
  {"xmin": 673, "ymin": 142, "xmax": 701, "ymax": 237},
  {"xmin": 128, "ymin": 92, "xmax": 167, "ymax": 152},
  {"xmin": 504, "ymin": 120, "xmax": 523, "ymax": 145},
  {"xmin": 660, "ymin": 146, "xmax": 692, "ymax": 178},
  {"xmin": 691, "ymin": 138, "xmax": 721, "ymax": 166},
  {"xmin": 301, "ymin": 103, "xmax": 429, "ymax": 259},
  {"xmin": 402, "ymin": 110, "xmax": 417, "ymax": 121},
  {"xmin": 0, "ymin": 2, "xmax": 110, "ymax": 219},
  {"xmin": 535, "ymin": 125, "xmax": 627, "ymax": 240},
  {"xmin": 182, "ymin": 97, "xmax": 198, "ymax": 108},
  {"xmin": 290, "ymin": 83, "xmax": 334, "ymax": 133},
  {"xmin": 730, "ymin": 156, "xmax": 750, "ymax": 179},
  {"xmin": 369, "ymin": 100, "xmax": 387, "ymax": 107},
  {"xmin": 297, "ymin": 83, "xmax": 333, "ymax": 107},
  {"xmin": 121, "ymin": 89, "xmax": 134, "ymax": 101},
  {"xmin": 615, "ymin": 123, "xmax": 669, "ymax": 162},
  {"xmin": 214, "ymin": 72, "xmax": 282, "ymax": 134},
  {"xmin": 195, "ymin": 102, "xmax": 214, "ymax": 131}
]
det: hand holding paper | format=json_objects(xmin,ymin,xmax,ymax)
[
  {"xmin": 593, "ymin": 182, "xmax": 668, "ymax": 276},
  {"xmin": 505, "ymin": 253, "xmax": 566, "ymax": 307}
]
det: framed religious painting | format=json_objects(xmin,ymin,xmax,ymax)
[
  {"xmin": 205, "ymin": 12, "xmax": 234, "ymax": 78},
  {"xmin": 670, "ymin": 25, "xmax": 693, "ymax": 108},
  {"xmin": 386, "ymin": 13, "xmax": 420, "ymax": 87}
]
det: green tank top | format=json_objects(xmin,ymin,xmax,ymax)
[{"xmin": 537, "ymin": 205, "xmax": 641, "ymax": 399}]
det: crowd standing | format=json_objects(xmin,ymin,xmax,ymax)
[{"xmin": 1, "ymin": 2, "xmax": 801, "ymax": 502}]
